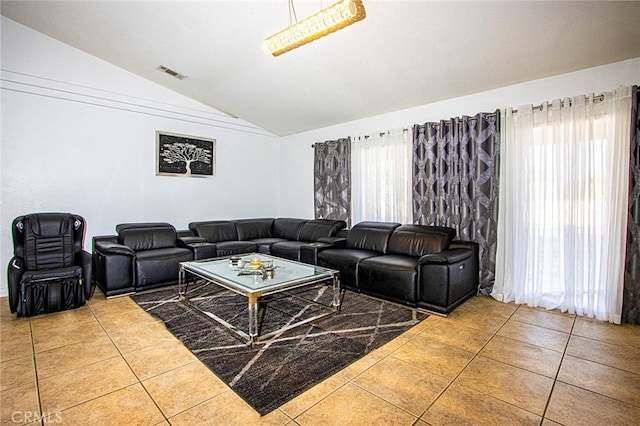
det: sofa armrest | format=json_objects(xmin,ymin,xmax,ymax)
[
  {"xmin": 178, "ymin": 236, "xmax": 206, "ymax": 246},
  {"xmin": 448, "ymin": 240, "xmax": 478, "ymax": 251},
  {"xmin": 181, "ymin": 241, "xmax": 218, "ymax": 260},
  {"xmin": 299, "ymin": 237, "xmax": 346, "ymax": 265},
  {"xmin": 93, "ymin": 242, "xmax": 136, "ymax": 297},
  {"xmin": 92, "ymin": 238, "xmax": 136, "ymax": 297},
  {"xmin": 92, "ymin": 234, "xmax": 117, "ymax": 253},
  {"xmin": 7, "ymin": 256, "xmax": 23, "ymax": 313},
  {"xmin": 95, "ymin": 241, "xmax": 136, "ymax": 257},
  {"xmin": 418, "ymin": 249, "xmax": 471, "ymax": 265},
  {"xmin": 417, "ymin": 241, "xmax": 479, "ymax": 315},
  {"xmin": 316, "ymin": 236, "xmax": 347, "ymax": 247},
  {"xmin": 76, "ymin": 250, "xmax": 93, "ymax": 299},
  {"xmin": 177, "ymin": 229, "xmax": 195, "ymax": 238}
]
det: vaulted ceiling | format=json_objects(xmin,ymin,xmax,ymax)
[{"xmin": 2, "ymin": 1, "xmax": 639, "ymax": 136}]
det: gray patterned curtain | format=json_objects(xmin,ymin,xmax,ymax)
[
  {"xmin": 412, "ymin": 112, "xmax": 500, "ymax": 293},
  {"xmin": 623, "ymin": 86, "xmax": 639, "ymax": 325},
  {"xmin": 314, "ymin": 138, "xmax": 351, "ymax": 227}
]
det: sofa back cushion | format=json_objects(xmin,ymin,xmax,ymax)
[
  {"xmin": 234, "ymin": 218, "xmax": 274, "ymax": 240},
  {"xmin": 387, "ymin": 225, "xmax": 456, "ymax": 257},
  {"xmin": 272, "ymin": 218, "xmax": 307, "ymax": 240},
  {"xmin": 189, "ymin": 221, "xmax": 238, "ymax": 243},
  {"xmin": 117, "ymin": 223, "xmax": 177, "ymax": 251},
  {"xmin": 298, "ymin": 219, "xmax": 347, "ymax": 242},
  {"xmin": 346, "ymin": 221, "xmax": 400, "ymax": 253}
]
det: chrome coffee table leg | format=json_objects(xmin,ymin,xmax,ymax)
[
  {"xmin": 332, "ymin": 273, "xmax": 341, "ymax": 309},
  {"xmin": 247, "ymin": 292, "xmax": 260, "ymax": 343},
  {"xmin": 178, "ymin": 265, "xmax": 186, "ymax": 297}
]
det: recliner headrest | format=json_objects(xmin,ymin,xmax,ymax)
[
  {"xmin": 13, "ymin": 213, "xmax": 84, "ymax": 271},
  {"xmin": 387, "ymin": 225, "xmax": 456, "ymax": 257},
  {"xmin": 346, "ymin": 221, "xmax": 401, "ymax": 253},
  {"xmin": 116, "ymin": 223, "xmax": 177, "ymax": 251}
]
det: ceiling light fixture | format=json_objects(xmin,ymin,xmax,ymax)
[{"xmin": 263, "ymin": 0, "xmax": 366, "ymax": 57}]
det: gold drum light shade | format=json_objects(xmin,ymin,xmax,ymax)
[{"xmin": 263, "ymin": 0, "xmax": 366, "ymax": 56}]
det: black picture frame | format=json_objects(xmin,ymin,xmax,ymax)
[{"xmin": 156, "ymin": 131, "xmax": 216, "ymax": 178}]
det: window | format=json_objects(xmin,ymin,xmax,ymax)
[
  {"xmin": 351, "ymin": 129, "xmax": 412, "ymax": 225},
  {"xmin": 494, "ymin": 89, "xmax": 633, "ymax": 323}
]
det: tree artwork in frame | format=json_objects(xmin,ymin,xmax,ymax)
[{"xmin": 156, "ymin": 131, "xmax": 216, "ymax": 178}]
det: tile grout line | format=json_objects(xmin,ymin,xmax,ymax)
[
  {"xmin": 12, "ymin": 294, "xmax": 639, "ymax": 423},
  {"xmin": 28, "ymin": 301, "xmax": 173, "ymax": 423},
  {"xmin": 415, "ymin": 303, "xmax": 536, "ymax": 423},
  {"xmin": 405, "ymin": 312, "xmax": 500, "ymax": 422},
  {"xmin": 562, "ymin": 330, "xmax": 640, "ymax": 376},
  {"xmin": 539, "ymin": 313, "xmax": 577, "ymax": 424},
  {"xmin": 28, "ymin": 317, "xmax": 45, "ymax": 426},
  {"xmin": 545, "ymin": 319, "xmax": 640, "ymax": 411},
  {"xmin": 89, "ymin": 299, "xmax": 173, "ymax": 424},
  {"xmin": 96, "ymin": 296, "xmax": 251, "ymax": 423}
]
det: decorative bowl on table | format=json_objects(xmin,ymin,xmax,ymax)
[{"xmin": 229, "ymin": 256, "xmax": 243, "ymax": 268}]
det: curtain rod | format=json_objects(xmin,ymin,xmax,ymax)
[
  {"xmin": 510, "ymin": 93, "xmax": 605, "ymax": 114},
  {"xmin": 309, "ymin": 85, "xmax": 638, "ymax": 147},
  {"xmin": 312, "ymin": 127, "xmax": 409, "ymax": 147}
]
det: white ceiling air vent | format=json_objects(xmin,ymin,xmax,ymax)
[{"xmin": 157, "ymin": 65, "xmax": 187, "ymax": 80}]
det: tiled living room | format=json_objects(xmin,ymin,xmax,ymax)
[
  {"xmin": 2, "ymin": 2, "xmax": 640, "ymax": 425},
  {"xmin": 2, "ymin": 288, "xmax": 640, "ymax": 425}
]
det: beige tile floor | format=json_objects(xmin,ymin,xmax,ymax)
[{"xmin": 1, "ymin": 290, "xmax": 639, "ymax": 426}]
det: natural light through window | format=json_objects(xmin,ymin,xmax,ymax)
[
  {"xmin": 494, "ymin": 88, "xmax": 633, "ymax": 323},
  {"xmin": 351, "ymin": 129, "xmax": 412, "ymax": 225}
]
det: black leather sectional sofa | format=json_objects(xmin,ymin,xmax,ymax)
[
  {"xmin": 92, "ymin": 218, "xmax": 478, "ymax": 314},
  {"xmin": 181, "ymin": 218, "xmax": 347, "ymax": 261},
  {"xmin": 92, "ymin": 218, "xmax": 346, "ymax": 297}
]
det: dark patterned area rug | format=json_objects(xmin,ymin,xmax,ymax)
[{"xmin": 131, "ymin": 283, "xmax": 427, "ymax": 416}]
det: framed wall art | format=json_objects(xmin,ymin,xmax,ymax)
[{"xmin": 155, "ymin": 131, "xmax": 216, "ymax": 178}]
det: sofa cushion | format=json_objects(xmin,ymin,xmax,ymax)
[
  {"xmin": 270, "ymin": 241, "xmax": 307, "ymax": 261},
  {"xmin": 214, "ymin": 241, "xmax": 257, "ymax": 257},
  {"xmin": 190, "ymin": 221, "xmax": 238, "ymax": 242},
  {"xmin": 298, "ymin": 219, "xmax": 347, "ymax": 242},
  {"xmin": 251, "ymin": 238, "xmax": 289, "ymax": 254},
  {"xmin": 387, "ymin": 225, "xmax": 456, "ymax": 257},
  {"xmin": 346, "ymin": 221, "xmax": 400, "ymax": 253},
  {"xmin": 135, "ymin": 247, "xmax": 192, "ymax": 287},
  {"xmin": 358, "ymin": 255, "xmax": 419, "ymax": 305},
  {"xmin": 118, "ymin": 226, "xmax": 177, "ymax": 251},
  {"xmin": 317, "ymin": 248, "xmax": 381, "ymax": 290},
  {"xmin": 234, "ymin": 218, "xmax": 274, "ymax": 240},
  {"xmin": 272, "ymin": 218, "xmax": 307, "ymax": 240}
]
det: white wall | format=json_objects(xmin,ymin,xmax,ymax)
[
  {"xmin": 278, "ymin": 57, "xmax": 640, "ymax": 218},
  {"xmin": 0, "ymin": 17, "xmax": 279, "ymax": 297}
]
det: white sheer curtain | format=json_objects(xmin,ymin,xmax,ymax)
[
  {"xmin": 351, "ymin": 128, "xmax": 412, "ymax": 225},
  {"xmin": 493, "ymin": 87, "xmax": 633, "ymax": 323}
]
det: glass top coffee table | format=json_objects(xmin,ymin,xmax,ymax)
[{"xmin": 178, "ymin": 253, "xmax": 340, "ymax": 344}]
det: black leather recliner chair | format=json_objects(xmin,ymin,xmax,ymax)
[
  {"xmin": 92, "ymin": 222, "xmax": 193, "ymax": 297},
  {"xmin": 7, "ymin": 213, "xmax": 92, "ymax": 317}
]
